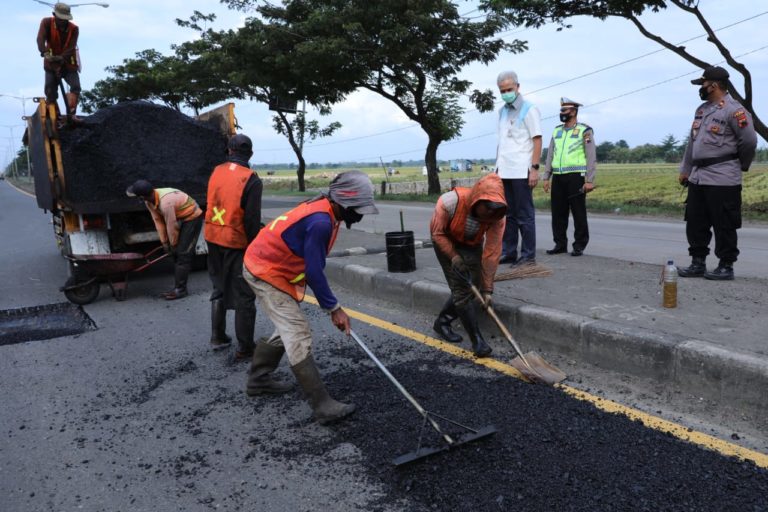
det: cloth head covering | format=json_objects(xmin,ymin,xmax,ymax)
[{"xmin": 327, "ymin": 170, "xmax": 378, "ymax": 215}]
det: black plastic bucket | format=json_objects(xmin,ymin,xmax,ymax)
[{"xmin": 385, "ymin": 231, "xmax": 416, "ymax": 273}]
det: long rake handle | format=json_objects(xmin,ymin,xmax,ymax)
[
  {"xmin": 349, "ymin": 330, "xmax": 454, "ymax": 445},
  {"xmin": 467, "ymin": 284, "xmax": 539, "ymax": 377}
]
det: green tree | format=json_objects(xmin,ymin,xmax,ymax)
[
  {"xmin": 482, "ymin": 0, "xmax": 766, "ymax": 142},
  {"xmin": 225, "ymin": 0, "xmax": 525, "ymax": 194},
  {"xmin": 596, "ymin": 141, "xmax": 616, "ymax": 162},
  {"xmin": 659, "ymin": 133, "xmax": 682, "ymax": 162}
]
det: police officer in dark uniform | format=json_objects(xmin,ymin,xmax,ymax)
[{"xmin": 678, "ymin": 66, "xmax": 757, "ymax": 281}]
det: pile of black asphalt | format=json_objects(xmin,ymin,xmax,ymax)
[
  {"xmin": 274, "ymin": 338, "xmax": 768, "ymax": 512},
  {"xmin": 58, "ymin": 101, "xmax": 227, "ymax": 208},
  {"xmin": 0, "ymin": 302, "xmax": 96, "ymax": 346}
]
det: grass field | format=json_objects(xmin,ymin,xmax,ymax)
[{"xmin": 261, "ymin": 163, "xmax": 768, "ymax": 221}]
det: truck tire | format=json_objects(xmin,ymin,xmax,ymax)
[{"xmin": 63, "ymin": 277, "xmax": 100, "ymax": 305}]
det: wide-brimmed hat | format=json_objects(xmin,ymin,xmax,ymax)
[
  {"xmin": 691, "ymin": 66, "xmax": 729, "ymax": 85},
  {"xmin": 53, "ymin": 3, "xmax": 73, "ymax": 21}
]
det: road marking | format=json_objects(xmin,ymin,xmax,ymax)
[
  {"xmin": 304, "ymin": 295, "xmax": 768, "ymax": 469},
  {"xmin": 5, "ymin": 180, "xmax": 36, "ymax": 198}
]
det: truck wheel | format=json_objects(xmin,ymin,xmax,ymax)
[{"xmin": 63, "ymin": 277, "xmax": 100, "ymax": 305}]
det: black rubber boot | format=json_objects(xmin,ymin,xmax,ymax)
[
  {"xmin": 291, "ymin": 355, "xmax": 355, "ymax": 425},
  {"xmin": 678, "ymin": 256, "xmax": 706, "ymax": 277},
  {"xmin": 704, "ymin": 261, "xmax": 734, "ymax": 281},
  {"xmin": 456, "ymin": 301, "xmax": 493, "ymax": 358},
  {"xmin": 209, "ymin": 299, "xmax": 231, "ymax": 349},
  {"xmin": 432, "ymin": 298, "xmax": 463, "ymax": 343},
  {"xmin": 245, "ymin": 343, "xmax": 293, "ymax": 396},
  {"xmin": 234, "ymin": 306, "xmax": 256, "ymax": 360}
]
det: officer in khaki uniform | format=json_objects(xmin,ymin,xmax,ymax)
[
  {"xmin": 677, "ymin": 66, "xmax": 757, "ymax": 281},
  {"xmin": 542, "ymin": 97, "xmax": 596, "ymax": 257}
]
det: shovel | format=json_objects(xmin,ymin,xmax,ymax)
[
  {"xmin": 349, "ymin": 329, "xmax": 496, "ymax": 466},
  {"xmin": 467, "ymin": 283, "xmax": 566, "ymax": 386}
]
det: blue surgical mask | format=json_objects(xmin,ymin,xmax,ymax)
[{"xmin": 501, "ymin": 91, "xmax": 517, "ymax": 104}]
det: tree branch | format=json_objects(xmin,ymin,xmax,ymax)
[{"xmin": 670, "ymin": 0, "xmax": 752, "ymax": 106}]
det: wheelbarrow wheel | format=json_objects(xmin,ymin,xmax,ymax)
[{"xmin": 63, "ymin": 276, "xmax": 100, "ymax": 305}]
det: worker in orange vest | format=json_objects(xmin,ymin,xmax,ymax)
[
  {"xmin": 241, "ymin": 171, "xmax": 378, "ymax": 424},
  {"xmin": 204, "ymin": 134, "xmax": 263, "ymax": 361},
  {"xmin": 430, "ymin": 173, "xmax": 507, "ymax": 357},
  {"xmin": 126, "ymin": 180, "xmax": 203, "ymax": 300},
  {"xmin": 36, "ymin": 3, "xmax": 80, "ymax": 119}
]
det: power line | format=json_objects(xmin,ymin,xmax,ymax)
[
  {"xmin": 343, "ymin": 44, "xmax": 768, "ymax": 161},
  {"xmin": 252, "ymin": 10, "xmax": 768, "ymax": 153}
]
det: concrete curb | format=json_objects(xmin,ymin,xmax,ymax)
[
  {"xmin": 328, "ymin": 239, "xmax": 432, "ymax": 258},
  {"xmin": 326, "ymin": 259, "xmax": 768, "ymax": 411}
]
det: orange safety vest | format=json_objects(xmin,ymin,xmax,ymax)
[
  {"xmin": 44, "ymin": 18, "xmax": 78, "ymax": 70},
  {"xmin": 152, "ymin": 188, "xmax": 201, "ymax": 221},
  {"xmin": 204, "ymin": 161, "xmax": 253, "ymax": 249},
  {"xmin": 448, "ymin": 187, "xmax": 492, "ymax": 246},
  {"xmin": 244, "ymin": 198, "xmax": 340, "ymax": 302}
]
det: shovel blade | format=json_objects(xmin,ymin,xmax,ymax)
[
  {"xmin": 509, "ymin": 351, "xmax": 567, "ymax": 385},
  {"xmin": 392, "ymin": 425, "xmax": 497, "ymax": 467}
]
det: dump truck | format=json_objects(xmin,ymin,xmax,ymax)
[{"xmin": 25, "ymin": 99, "xmax": 236, "ymax": 304}]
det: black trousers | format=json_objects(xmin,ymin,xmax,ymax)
[
  {"xmin": 550, "ymin": 173, "xmax": 589, "ymax": 251},
  {"xmin": 174, "ymin": 216, "xmax": 203, "ymax": 289},
  {"xmin": 207, "ymin": 241, "xmax": 256, "ymax": 311},
  {"xmin": 685, "ymin": 183, "xmax": 741, "ymax": 263}
]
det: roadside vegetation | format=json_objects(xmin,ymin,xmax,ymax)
[{"xmin": 258, "ymin": 163, "xmax": 768, "ymax": 222}]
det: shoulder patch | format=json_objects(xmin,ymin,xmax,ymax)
[{"xmin": 734, "ymin": 109, "xmax": 749, "ymax": 128}]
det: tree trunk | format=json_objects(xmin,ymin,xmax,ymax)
[
  {"xmin": 425, "ymin": 136, "xmax": 441, "ymax": 195},
  {"xmin": 297, "ymin": 154, "xmax": 306, "ymax": 192}
]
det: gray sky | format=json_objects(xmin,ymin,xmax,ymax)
[{"xmin": 2, "ymin": 0, "xmax": 766, "ymax": 168}]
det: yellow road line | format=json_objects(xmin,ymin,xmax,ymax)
[{"xmin": 305, "ymin": 295, "xmax": 768, "ymax": 468}]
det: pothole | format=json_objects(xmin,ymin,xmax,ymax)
[{"xmin": 0, "ymin": 303, "xmax": 97, "ymax": 346}]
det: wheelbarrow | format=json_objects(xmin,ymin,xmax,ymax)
[{"xmin": 61, "ymin": 246, "xmax": 168, "ymax": 305}]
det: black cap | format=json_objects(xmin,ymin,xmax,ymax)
[
  {"xmin": 691, "ymin": 66, "xmax": 729, "ymax": 85},
  {"xmin": 126, "ymin": 179, "xmax": 154, "ymax": 198},
  {"xmin": 228, "ymin": 134, "xmax": 253, "ymax": 153}
]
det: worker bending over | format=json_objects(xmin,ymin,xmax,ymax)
[
  {"xmin": 126, "ymin": 180, "xmax": 203, "ymax": 300},
  {"xmin": 431, "ymin": 173, "xmax": 507, "ymax": 357},
  {"xmin": 242, "ymin": 171, "xmax": 378, "ymax": 425}
]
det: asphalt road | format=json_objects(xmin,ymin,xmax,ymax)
[
  {"xmin": 262, "ymin": 198, "xmax": 767, "ymax": 279},
  {"xmin": 2, "ymin": 183, "xmax": 768, "ymax": 511}
]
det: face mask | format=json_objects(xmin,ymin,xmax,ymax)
[
  {"xmin": 559, "ymin": 113, "xmax": 571, "ymax": 123},
  {"xmin": 501, "ymin": 91, "xmax": 517, "ymax": 104},
  {"xmin": 698, "ymin": 85, "xmax": 711, "ymax": 101},
  {"xmin": 341, "ymin": 208, "xmax": 363, "ymax": 229}
]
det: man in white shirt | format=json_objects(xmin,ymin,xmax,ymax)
[{"xmin": 495, "ymin": 70, "xmax": 542, "ymax": 265}]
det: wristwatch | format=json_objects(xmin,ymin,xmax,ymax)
[{"xmin": 530, "ymin": 164, "xmax": 540, "ymax": 170}]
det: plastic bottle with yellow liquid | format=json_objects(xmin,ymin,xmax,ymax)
[{"xmin": 662, "ymin": 260, "xmax": 678, "ymax": 308}]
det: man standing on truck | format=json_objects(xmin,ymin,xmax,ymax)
[
  {"xmin": 204, "ymin": 134, "xmax": 263, "ymax": 361},
  {"xmin": 37, "ymin": 3, "xmax": 80, "ymax": 120},
  {"xmin": 241, "ymin": 171, "xmax": 378, "ymax": 424},
  {"xmin": 126, "ymin": 180, "xmax": 203, "ymax": 300}
]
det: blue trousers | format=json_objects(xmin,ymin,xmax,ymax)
[{"xmin": 501, "ymin": 178, "xmax": 536, "ymax": 261}]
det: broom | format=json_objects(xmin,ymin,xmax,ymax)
[{"xmin": 494, "ymin": 262, "xmax": 553, "ymax": 282}]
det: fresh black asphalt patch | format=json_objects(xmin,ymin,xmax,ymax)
[{"xmin": 0, "ymin": 302, "xmax": 96, "ymax": 346}]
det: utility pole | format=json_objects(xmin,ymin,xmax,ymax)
[{"xmin": 1, "ymin": 95, "xmax": 33, "ymax": 176}]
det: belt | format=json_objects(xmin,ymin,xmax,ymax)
[{"xmin": 691, "ymin": 154, "xmax": 738, "ymax": 167}]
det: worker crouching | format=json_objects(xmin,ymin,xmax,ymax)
[
  {"xmin": 242, "ymin": 171, "xmax": 379, "ymax": 424},
  {"xmin": 127, "ymin": 180, "xmax": 203, "ymax": 300},
  {"xmin": 430, "ymin": 173, "xmax": 507, "ymax": 357}
]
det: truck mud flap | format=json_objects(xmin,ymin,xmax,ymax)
[{"xmin": 0, "ymin": 303, "xmax": 97, "ymax": 346}]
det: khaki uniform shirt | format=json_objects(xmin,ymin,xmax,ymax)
[{"xmin": 680, "ymin": 94, "xmax": 757, "ymax": 186}]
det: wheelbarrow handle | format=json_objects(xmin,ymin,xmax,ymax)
[{"xmin": 349, "ymin": 329, "xmax": 455, "ymax": 445}]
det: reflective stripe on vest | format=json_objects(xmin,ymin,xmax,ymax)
[
  {"xmin": 155, "ymin": 188, "xmax": 200, "ymax": 221},
  {"xmin": 551, "ymin": 123, "xmax": 589, "ymax": 174},
  {"xmin": 448, "ymin": 188, "xmax": 490, "ymax": 246},
  {"xmin": 204, "ymin": 162, "xmax": 253, "ymax": 249},
  {"xmin": 243, "ymin": 198, "xmax": 340, "ymax": 302}
]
